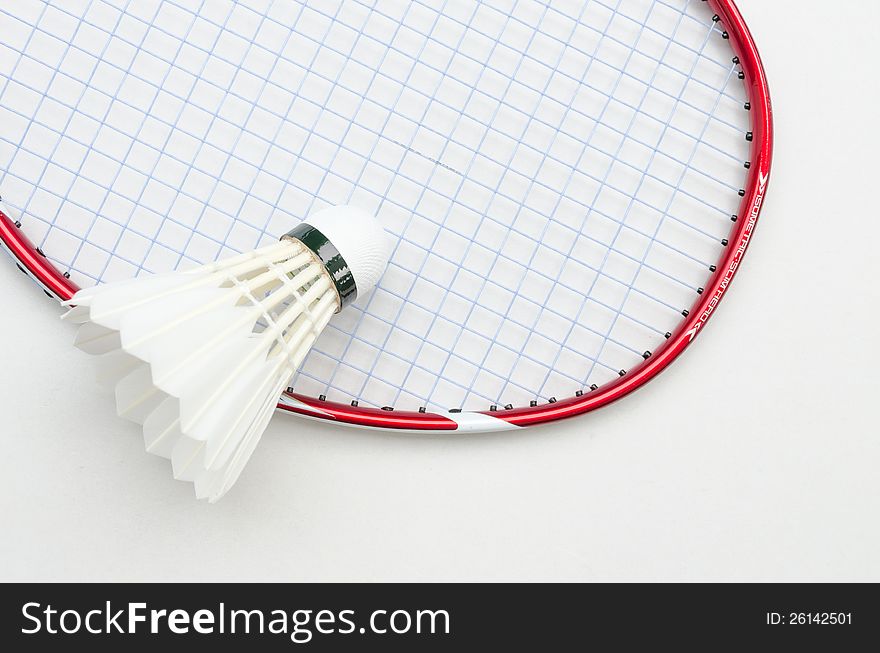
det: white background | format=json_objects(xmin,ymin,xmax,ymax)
[{"xmin": 2, "ymin": 0, "xmax": 879, "ymax": 582}]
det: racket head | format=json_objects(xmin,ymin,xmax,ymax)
[{"xmin": 0, "ymin": 0, "xmax": 771, "ymax": 432}]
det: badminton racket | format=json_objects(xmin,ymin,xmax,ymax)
[{"xmin": 0, "ymin": 0, "xmax": 772, "ymax": 433}]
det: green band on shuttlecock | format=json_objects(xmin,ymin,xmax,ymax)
[{"xmin": 284, "ymin": 223, "xmax": 357, "ymax": 310}]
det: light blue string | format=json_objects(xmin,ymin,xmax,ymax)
[{"xmin": 0, "ymin": 0, "xmax": 748, "ymax": 411}]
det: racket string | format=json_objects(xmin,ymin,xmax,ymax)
[
  {"xmin": 0, "ymin": 0, "xmax": 752, "ymax": 411},
  {"xmin": 303, "ymin": 0, "xmax": 747, "ymax": 409},
  {"xmin": 10, "ymin": 1, "xmax": 740, "ymax": 267},
  {"xmin": 3, "ymin": 3, "xmax": 734, "ymax": 280}
]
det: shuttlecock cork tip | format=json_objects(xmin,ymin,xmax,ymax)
[{"xmin": 298, "ymin": 205, "xmax": 391, "ymax": 301}]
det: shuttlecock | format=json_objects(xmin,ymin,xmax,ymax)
[{"xmin": 64, "ymin": 205, "xmax": 391, "ymax": 502}]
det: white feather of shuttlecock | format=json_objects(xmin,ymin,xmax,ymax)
[{"xmin": 63, "ymin": 206, "xmax": 390, "ymax": 502}]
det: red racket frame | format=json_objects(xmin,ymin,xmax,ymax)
[{"xmin": 0, "ymin": 0, "xmax": 771, "ymax": 432}]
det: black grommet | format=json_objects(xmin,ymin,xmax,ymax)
[
  {"xmin": 744, "ymin": 102, "xmax": 751, "ymax": 110},
  {"xmin": 530, "ymin": 400, "xmax": 537, "ymax": 407},
  {"xmin": 618, "ymin": 370, "xmax": 626, "ymax": 377},
  {"xmin": 738, "ymin": 189, "xmax": 746, "ymax": 197},
  {"xmin": 709, "ymin": 265, "xmax": 717, "ymax": 272},
  {"xmin": 490, "ymin": 405, "xmax": 497, "ymax": 411},
  {"xmin": 697, "ymin": 287, "xmax": 704, "ymax": 294},
  {"xmin": 351, "ymin": 400, "xmax": 359, "ymax": 407},
  {"xmin": 575, "ymin": 390, "xmax": 583, "ymax": 397},
  {"xmin": 548, "ymin": 397, "xmax": 557, "ymax": 403},
  {"xmin": 746, "ymin": 132, "xmax": 753, "ymax": 141},
  {"xmin": 731, "ymin": 214, "xmax": 738, "ymax": 222},
  {"xmin": 664, "ymin": 332, "xmax": 672, "ymax": 339},
  {"xmin": 744, "ymin": 161, "xmax": 751, "ymax": 169},
  {"xmin": 449, "ymin": 408, "xmax": 461, "ymax": 413},
  {"xmin": 418, "ymin": 406, "xmax": 426, "ymax": 413},
  {"xmin": 642, "ymin": 351, "xmax": 651, "ymax": 359},
  {"xmin": 504, "ymin": 404, "xmax": 513, "ymax": 410},
  {"xmin": 681, "ymin": 309, "xmax": 690, "ymax": 317},
  {"xmin": 318, "ymin": 394, "xmax": 326, "ymax": 401},
  {"xmin": 381, "ymin": 406, "xmax": 393, "ymax": 411},
  {"xmin": 589, "ymin": 384, "xmax": 598, "ymax": 391}
]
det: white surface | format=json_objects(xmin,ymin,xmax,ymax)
[{"xmin": 1, "ymin": 0, "xmax": 879, "ymax": 581}]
